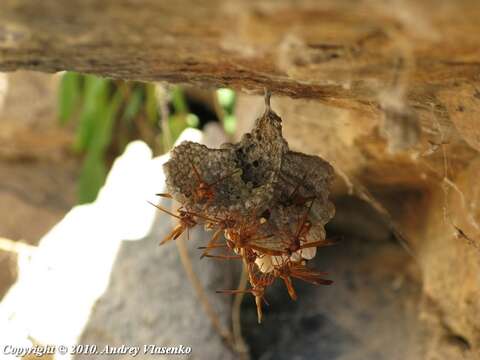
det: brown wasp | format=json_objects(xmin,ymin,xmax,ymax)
[
  {"xmin": 279, "ymin": 172, "xmax": 316, "ymax": 207},
  {"xmin": 156, "ymin": 160, "xmax": 239, "ymax": 206},
  {"xmin": 200, "ymin": 214, "xmax": 279, "ymax": 261},
  {"xmin": 148, "ymin": 201, "xmax": 215, "ymax": 244},
  {"xmin": 224, "ymin": 217, "xmax": 284, "ymax": 257},
  {"xmin": 273, "ymin": 260, "xmax": 333, "ymax": 301},
  {"xmin": 198, "ymin": 213, "xmax": 239, "ymax": 258},
  {"xmin": 279, "ymin": 198, "xmax": 335, "ymax": 258},
  {"xmin": 218, "ymin": 253, "xmax": 275, "ymax": 323},
  {"xmin": 189, "ymin": 159, "xmax": 240, "ymax": 205}
]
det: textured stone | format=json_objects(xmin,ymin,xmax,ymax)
[
  {"xmin": 1, "ymin": 0, "xmax": 480, "ymax": 113},
  {"xmin": 417, "ymin": 158, "xmax": 480, "ymax": 356}
]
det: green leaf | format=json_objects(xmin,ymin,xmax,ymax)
[
  {"xmin": 145, "ymin": 84, "xmax": 158, "ymax": 124},
  {"xmin": 88, "ymin": 89, "xmax": 123, "ymax": 156},
  {"xmin": 171, "ymin": 86, "xmax": 188, "ymax": 114},
  {"xmin": 73, "ymin": 76, "xmax": 110, "ymax": 153},
  {"xmin": 217, "ymin": 88, "xmax": 236, "ymax": 113},
  {"xmin": 58, "ymin": 72, "xmax": 81, "ymax": 124},
  {"xmin": 78, "ymin": 87, "xmax": 122, "ymax": 204},
  {"xmin": 168, "ymin": 114, "xmax": 188, "ymax": 141},
  {"xmin": 77, "ymin": 151, "xmax": 107, "ymax": 204},
  {"xmin": 223, "ymin": 114, "xmax": 237, "ymax": 135},
  {"xmin": 122, "ymin": 87, "xmax": 143, "ymax": 123},
  {"xmin": 186, "ymin": 113, "xmax": 199, "ymax": 128}
]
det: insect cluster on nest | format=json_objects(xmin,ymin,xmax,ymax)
[{"xmin": 153, "ymin": 91, "xmax": 336, "ymax": 323}]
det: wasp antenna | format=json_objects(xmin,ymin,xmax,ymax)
[
  {"xmin": 198, "ymin": 243, "xmax": 227, "ymax": 250},
  {"xmin": 299, "ymin": 239, "xmax": 336, "ymax": 250},
  {"xmin": 255, "ymin": 296, "xmax": 266, "ymax": 324},
  {"xmin": 248, "ymin": 244, "xmax": 284, "ymax": 256},
  {"xmin": 209, "ymin": 168, "xmax": 241, "ymax": 187},
  {"xmin": 147, "ymin": 201, "xmax": 181, "ymax": 219},
  {"xmin": 187, "ymin": 210, "xmax": 217, "ymax": 223},
  {"xmin": 204, "ymin": 254, "xmax": 242, "ymax": 260},
  {"xmin": 160, "ymin": 226, "xmax": 181, "ymax": 245},
  {"xmin": 188, "ymin": 158, "xmax": 203, "ymax": 183},
  {"xmin": 295, "ymin": 198, "xmax": 315, "ymax": 237},
  {"xmin": 251, "ymin": 233, "xmax": 275, "ymax": 241},
  {"xmin": 199, "ymin": 229, "xmax": 225, "ymax": 258},
  {"xmin": 216, "ymin": 289, "xmax": 252, "ymax": 295},
  {"xmin": 325, "ymin": 235, "xmax": 343, "ymax": 245},
  {"xmin": 282, "ymin": 276, "xmax": 297, "ymax": 301},
  {"xmin": 317, "ymin": 279, "xmax": 334, "ymax": 286}
]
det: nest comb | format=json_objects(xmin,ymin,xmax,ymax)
[
  {"xmin": 161, "ymin": 90, "xmax": 336, "ymax": 322},
  {"xmin": 164, "ymin": 92, "xmax": 334, "ymax": 226}
]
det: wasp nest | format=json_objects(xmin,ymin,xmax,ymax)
[{"xmin": 157, "ymin": 91, "xmax": 335, "ymax": 323}]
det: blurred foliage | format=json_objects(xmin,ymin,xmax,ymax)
[
  {"xmin": 58, "ymin": 72, "xmax": 199, "ymax": 204},
  {"xmin": 216, "ymin": 88, "xmax": 236, "ymax": 135}
]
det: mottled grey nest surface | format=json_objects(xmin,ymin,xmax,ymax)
[{"xmin": 163, "ymin": 93, "xmax": 335, "ymax": 253}]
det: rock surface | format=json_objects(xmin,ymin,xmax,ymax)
[{"xmin": 0, "ymin": 0, "xmax": 479, "ymax": 110}]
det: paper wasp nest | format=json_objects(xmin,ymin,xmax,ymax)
[{"xmin": 162, "ymin": 92, "xmax": 335, "ymax": 322}]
